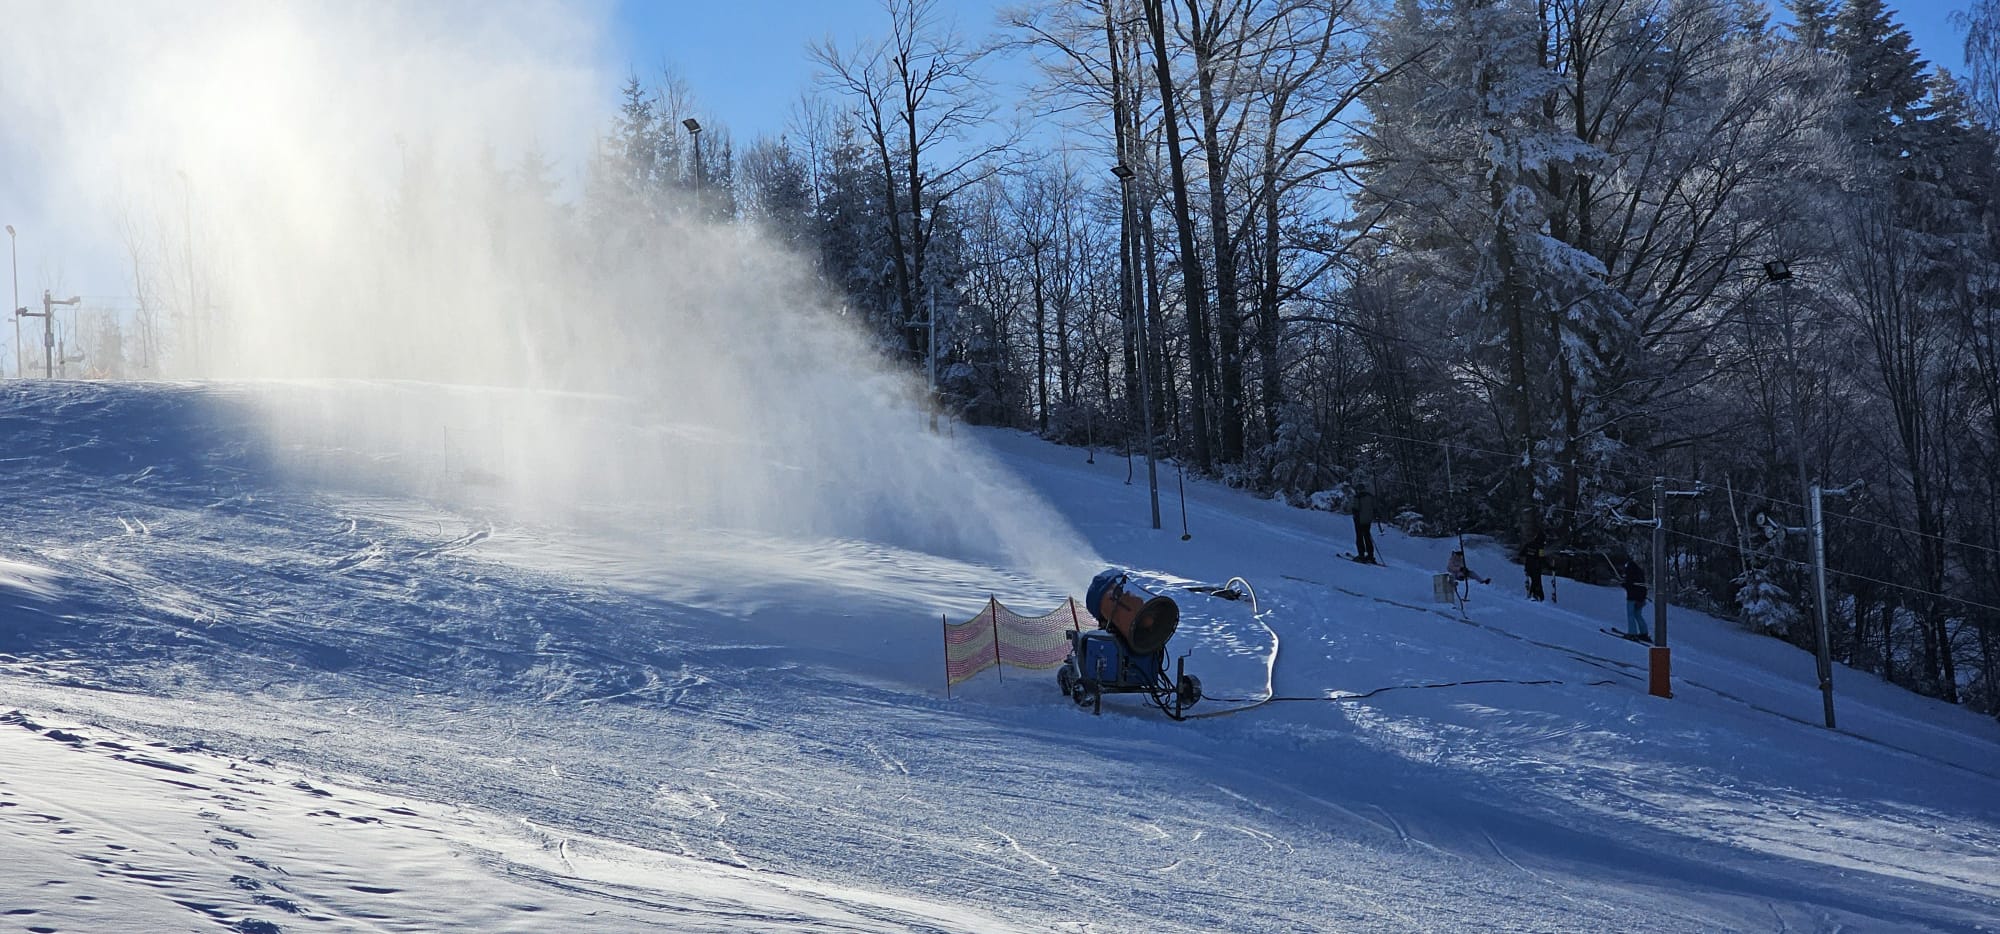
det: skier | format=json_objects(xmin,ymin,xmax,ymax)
[
  {"xmin": 1621, "ymin": 556, "xmax": 1650, "ymax": 640},
  {"xmin": 1350, "ymin": 485, "xmax": 1379, "ymax": 564},
  {"xmin": 1447, "ymin": 549, "xmax": 1489, "ymax": 585},
  {"xmin": 1522, "ymin": 532, "xmax": 1548, "ymax": 602}
]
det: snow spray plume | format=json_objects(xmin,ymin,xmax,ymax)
[{"xmin": 2, "ymin": 1, "xmax": 1100, "ymax": 586}]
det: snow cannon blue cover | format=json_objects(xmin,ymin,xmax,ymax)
[
  {"xmin": 1085, "ymin": 568, "xmax": 1179, "ymax": 655},
  {"xmin": 1073, "ymin": 629, "xmax": 1128, "ymax": 685}
]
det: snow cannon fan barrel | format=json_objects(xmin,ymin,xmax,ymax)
[{"xmin": 1084, "ymin": 569, "xmax": 1180, "ymax": 654}]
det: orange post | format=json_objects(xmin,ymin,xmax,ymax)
[{"xmin": 1648, "ymin": 646, "xmax": 1672, "ymax": 698}]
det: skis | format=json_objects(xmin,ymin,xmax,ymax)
[
  {"xmin": 1599, "ymin": 628, "xmax": 1652, "ymax": 645},
  {"xmin": 1339, "ymin": 552, "xmax": 1382, "ymax": 566}
]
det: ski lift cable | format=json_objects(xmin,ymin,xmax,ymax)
[
  {"xmin": 1661, "ymin": 525, "xmax": 2000, "ymax": 617},
  {"xmin": 1551, "ymin": 479, "xmax": 2000, "ymax": 565},
  {"xmin": 1363, "ymin": 429, "xmax": 1813, "ymax": 514},
  {"xmin": 1386, "ymin": 427, "xmax": 2000, "ymax": 563},
  {"xmin": 1544, "ymin": 502, "xmax": 2000, "ymax": 615},
  {"xmin": 1817, "ymin": 508, "xmax": 2000, "ymax": 560}
]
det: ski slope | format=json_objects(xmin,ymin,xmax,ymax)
[{"xmin": 1, "ymin": 380, "xmax": 1996, "ymax": 932}]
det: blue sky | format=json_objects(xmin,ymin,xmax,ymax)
[
  {"xmin": 608, "ymin": 0, "xmax": 1975, "ymax": 143},
  {"xmin": 605, "ymin": 0, "xmax": 1025, "ymax": 142},
  {"xmin": 1882, "ymin": 1, "xmax": 1973, "ymax": 75}
]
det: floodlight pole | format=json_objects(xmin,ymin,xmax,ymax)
[
  {"xmin": 6, "ymin": 225, "xmax": 18, "ymax": 378},
  {"xmin": 1765, "ymin": 259, "xmax": 1836, "ymax": 729},
  {"xmin": 683, "ymin": 118, "xmax": 704, "ymax": 202},
  {"xmin": 1114, "ymin": 162, "xmax": 1160, "ymax": 530},
  {"xmin": 1766, "ymin": 261, "xmax": 1814, "ymax": 553}
]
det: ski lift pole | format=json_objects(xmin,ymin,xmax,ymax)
[
  {"xmin": 1649, "ymin": 476, "xmax": 1706, "ymax": 699},
  {"xmin": 1445, "ymin": 441, "xmax": 1468, "ymax": 551},
  {"xmin": 1177, "ymin": 456, "xmax": 1190, "ymax": 541},
  {"xmin": 1652, "ymin": 477, "xmax": 1666, "ymax": 643},
  {"xmin": 1809, "ymin": 484, "xmax": 1837, "ymax": 729}
]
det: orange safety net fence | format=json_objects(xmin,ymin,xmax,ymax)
[{"xmin": 942, "ymin": 596, "xmax": 1087, "ymax": 689}]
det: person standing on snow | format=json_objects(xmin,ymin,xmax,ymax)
[
  {"xmin": 1350, "ymin": 486, "xmax": 1380, "ymax": 564},
  {"xmin": 1523, "ymin": 532, "xmax": 1548, "ymax": 602},
  {"xmin": 1621, "ymin": 556, "xmax": 1650, "ymax": 640}
]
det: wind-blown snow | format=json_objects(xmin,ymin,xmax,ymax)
[
  {"xmin": 2, "ymin": 380, "xmax": 1997, "ymax": 932},
  {"xmin": 1, "ymin": 1, "xmax": 1103, "ymax": 590}
]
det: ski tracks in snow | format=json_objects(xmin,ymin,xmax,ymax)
[{"xmin": 980, "ymin": 825, "xmax": 1062, "ymax": 877}]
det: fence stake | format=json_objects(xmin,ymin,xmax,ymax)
[{"xmin": 990, "ymin": 596, "xmax": 1003, "ymax": 683}]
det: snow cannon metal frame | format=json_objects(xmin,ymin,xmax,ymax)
[{"xmin": 1058, "ymin": 570, "xmax": 1202, "ymax": 720}]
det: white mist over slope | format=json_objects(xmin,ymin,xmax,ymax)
[{"xmin": 2, "ymin": 1, "xmax": 1097, "ymax": 582}]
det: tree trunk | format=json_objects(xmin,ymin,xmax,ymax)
[
  {"xmin": 1140, "ymin": 184, "xmax": 1171, "ymax": 438},
  {"xmin": 1031, "ymin": 243, "xmax": 1049, "ymax": 434},
  {"xmin": 865, "ymin": 98, "xmax": 919, "ymax": 361},
  {"xmin": 1144, "ymin": 0, "xmax": 1214, "ymax": 472},
  {"xmin": 1106, "ymin": 2, "xmax": 1141, "ymax": 435},
  {"xmin": 1483, "ymin": 74, "xmax": 1536, "ymax": 540},
  {"xmin": 1257, "ymin": 137, "xmax": 1283, "ymax": 445},
  {"xmin": 1187, "ymin": 0, "xmax": 1244, "ymax": 463},
  {"xmin": 1882, "ymin": 598, "xmax": 1897, "ymax": 685}
]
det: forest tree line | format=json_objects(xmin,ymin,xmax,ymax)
[{"xmin": 590, "ymin": 0, "xmax": 2000, "ymax": 717}]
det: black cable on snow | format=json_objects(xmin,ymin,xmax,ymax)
[{"xmin": 1201, "ymin": 678, "xmax": 1619, "ymax": 706}]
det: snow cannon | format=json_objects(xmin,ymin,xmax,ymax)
[
  {"xmin": 1062, "ymin": 569, "xmax": 1201, "ymax": 719},
  {"xmin": 1085, "ymin": 568, "xmax": 1180, "ymax": 654}
]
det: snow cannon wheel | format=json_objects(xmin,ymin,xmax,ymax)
[
  {"xmin": 1070, "ymin": 680, "xmax": 1098, "ymax": 709},
  {"xmin": 1177, "ymin": 673, "xmax": 1202, "ymax": 707},
  {"xmin": 1057, "ymin": 667, "xmax": 1075, "ymax": 698}
]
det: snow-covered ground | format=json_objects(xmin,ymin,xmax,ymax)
[{"xmin": 2, "ymin": 380, "xmax": 1996, "ymax": 932}]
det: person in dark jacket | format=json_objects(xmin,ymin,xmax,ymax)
[
  {"xmin": 1523, "ymin": 532, "xmax": 1548, "ymax": 601},
  {"xmin": 1621, "ymin": 556, "xmax": 1650, "ymax": 639},
  {"xmin": 1351, "ymin": 486, "xmax": 1379, "ymax": 563}
]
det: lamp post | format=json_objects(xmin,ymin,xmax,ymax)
[
  {"xmin": 683, "ymin": 118, "xmax": 704, "ymax": 202},
  {"xmin": 1764, "ymin": 258, "xmax": 1837, "ymax": 728},
  {"xmin": 1113, "ymin": 162, "xmax": 1161, "ymax": 530},
  {"xmin": 5, "ymin": 224, "xmax": 18, "ymax": 378}
]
